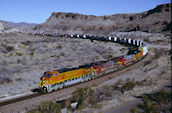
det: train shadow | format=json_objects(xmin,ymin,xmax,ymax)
[
  {"xmin": 134, "ymin": 95, "xmax": 143, "ymax": 99},
  {"xmin": 31, "ymin": 88, "xmax": 42, "ymax": 93},
  {"xmin": 164, "ymin": 85, "xmax": 171, "ymax": 88}
]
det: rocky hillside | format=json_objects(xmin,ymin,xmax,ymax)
[
  {"xmin": 35, "ymin": 3, "xmax": 171, "ymax": 35},
  {"xmin": 0, "ymin": 20, "xmax": 12, "ymax": 30}
]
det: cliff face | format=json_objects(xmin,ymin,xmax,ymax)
[{"xmin": 35, "ymin": 3, "xmax": 171, "ymax": 35}]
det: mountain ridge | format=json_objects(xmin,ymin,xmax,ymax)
[{"xmin": 34, "ymin": 3, "xmax": 171, "ymax": 35}]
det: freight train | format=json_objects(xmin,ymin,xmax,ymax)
[{"xmin": 39, "ymin": 35, "xmax": 148, "ymax": 92}]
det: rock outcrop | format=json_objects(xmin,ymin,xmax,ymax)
[{"xmin": 34, "ymin": 3, "xmax": 171, "ymax": 35}]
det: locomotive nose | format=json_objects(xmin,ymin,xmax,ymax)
[{"xmin": 40, "ymin": 76, "xmax": 45, "ymax": 80}]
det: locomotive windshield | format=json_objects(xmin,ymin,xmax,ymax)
[{"xmin": 43, "ymin": 72, "xmax": 52, "ymax": 78}]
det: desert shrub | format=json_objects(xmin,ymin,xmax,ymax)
[
  {"xmin": 56, "ymin": 56, "xmax": 60, "ymax": 59},
  {"xmin": 102, "ymin": 86, "xmax": 113, "ymax": 97},
  {"xmin": 17, "ymin": 59, "xmax": 21, "ymax": 63},
  {"xmin": 138, "ymin": 96, "xmax": 158, "ymax": 113},
  {"xmin": 121, "ymin": 81, "xmax": 136, "ymax": 92},
  {"xmin": 22, "ymin": 41, "xmax": 31, "ymax": 45},
  {"xmin": 88, "ymin": 97, "xmax": 97, "ymax": 106},
  {"xmin": 94, "ymin": 104, "xmax": 102, "ymax": 109},
  {"xmin": 163, "ymin": 21, "xmax": 168, "ymax": 25},
  {"xmin": 143, "ymin": 59, "xmax": 152, "ymax": 66},
  {"xmin": 130, "ymin": 89, "xmax": 171, "ymax": 113},
  {"xmin": 143, "ymin": 38, "xmax": 150, "ymax": 43},
  {"xmin": 113, "ymin": 79, "xmax": 140, "ymax": 93},
  {"xmin": 126, "ymin": 78, "xmax": 131, "ymax": 82},
  {"xmin": 88, "ymin": 97, "xmax": 102, "ymax": 108},
  {"xmin": 103, "ymin": 16, "xmax": 108, "ymax": 20},
  {"xmin": 105, "ymin": 90, "xmax": 113, "ymax": 97},
  {"xmin": 77, "ymin": 104, "xmax": 85, "ymax": 110},
  {"xmin": 154, "ymin": 89, "xmax": 171, "ymax": 104},
  {"xmin": 57, "ymin": 45, "xmax": 62, "ymax": 49},
  {"xmin": 30, "ymin": 52, "xmax": 34, "ymax": 56},
  {"xmin": 0, "ymin": 76, "xmax": 12, "ymax": 84},
  {"xmin": 113, "ymin": 82, "xmax": 122, "ymax": 91},
  {"xmin": 27, "ymin": 101, "xmax": 61, "ymax": 113},
  {"xmin": 155, "ymin": 39, "xmax": 164, "ymax": 43},
  {"xmin": 162, "ymin": 22, "xmax": 172, "ymax": 31},
  {"xmin": 108, "ymin": 54, "xmax": 113, "ymax": 59},
  {"xmin": 71, "ymin": 88, "xmax": 94, "ymax": 109},
  {"xmin": 72, "ymin": 88, "xmax": 94, "ymax": 103},
  {"xmin": 6, "ymin": 46, "xmax": 14, "ymax": 52},
  {"xmin": 130, "ymin": 108, "xmax": 137, "ymax": 113},
  {"xmin": 16, "ymin": 51, "xmax": 22, "ymax": 56},
  {"xmin": 62, "ymin": 26, "xmax": 68, "ymax": 31},
  {"xmin": 129, "ymin": 16, "xmax": 134, "ymax": 21},
  {"xmin": 118, "ymin": 79, "xmax": 123, "ymax": 82},
  {"xmin": 15, "ymin": 77, "xmax": 23, "ymax": 81},
  {"xmin": 95, "ymin": 56, "xmax": 99, "ymax": 60},
  {"xmin": 61, "ymin": 52, "xmax": 65, "ymax": 56}
]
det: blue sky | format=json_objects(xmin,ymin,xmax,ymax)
[{"xmin": 0, "ymin": 0, "xmax": 170, "ymax": 23}]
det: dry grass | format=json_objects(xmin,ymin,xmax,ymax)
[
  {"xmin": 130, "ymin": 89, "xmax": 171, "ymax": 113},
  {"xmin": 113, "ymin": 79, "xmax": 141, "ymax": 93},
  {"xmin": 27, "ymin": 101, "xmax": 61, "ymax": 113}
]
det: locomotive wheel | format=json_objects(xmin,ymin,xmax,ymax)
[
  {"xmin": 58, "ymin": 86, "xmax": 63, "ymax": 89},
  {"xmin": 43, "ymin": 87, "xmax": 47, "ymax": 92},
  {"xmin": 58, "ymin": 84, "xmax": 64, "ymax": 89},
  {"xmin": 85, "ymin": 77, "xmax": 89, "ymax": 81},
  {"xmin": 82, "ymin": 76, "xmax": 87, "ymax": 82},
  {"xmin": 88, "ymin": 77, "xmax": 92, "ymax": 80}
]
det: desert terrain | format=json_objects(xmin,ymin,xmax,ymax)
[
  {"xmin": 0, "ymin": 3, "xmax": 171, "ymax": 113},
  {"xmin": 0, "ymin": 33, "xmax": 127, "ymax": 97}
]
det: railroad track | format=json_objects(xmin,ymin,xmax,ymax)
[
  {"xmin": 0, "ymin": 53, "xmax": 150, "ymax": 113},
  {"xmin": 0, "ymin": 34, "xmax": 148, "ymax": 113}
]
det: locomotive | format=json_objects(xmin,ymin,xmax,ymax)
[{"xmin": 39, "ymin": 35, "xmax": 148, "ymax": 92}]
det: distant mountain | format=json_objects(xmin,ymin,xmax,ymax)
[
  {"xmin": 34, "ymin": 3, "xmax": 171, "ymax": 35},
  {"xmin": 0, "ymin": 20, "xmax": 36, "ymax": 31},
  {"xmin": 8, "ymin": 22, "xmax": 36, "ymax": 28},
  {"xmin": 0, "ymin": 20, "xmax": 12, "ymax": 30}
]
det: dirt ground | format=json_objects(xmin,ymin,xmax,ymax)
[
  {"xmin": 0, "ymin": 33, "xmax": 127, "ymax": 97},
  {"xmin": 0, "ymin": 31, "xmax": 170, "ymax": 113}
]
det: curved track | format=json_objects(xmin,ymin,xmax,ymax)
[
  {"xmin": 0, "ymin": 34, "xmax": 148, "ymax": 113},
  {"xmin": 38, "ymin": 34, "xmax": 148, "ymax": 92}
]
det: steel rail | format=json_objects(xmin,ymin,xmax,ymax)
[{"xmin": 0, "ymin": 34, "xmax": 148, "ymax": 113}]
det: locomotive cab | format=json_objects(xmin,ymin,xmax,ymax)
[
  {"xmin": 40, "ymin": 71, "xmax": 52, "ymax": 80},
  {"xmin": 43, "ymin": 71, "xmax": 52, "ymax": 78},
  {"xmin": 40, "ymin": 71, "xmax": 52, "ymax": 90}
]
